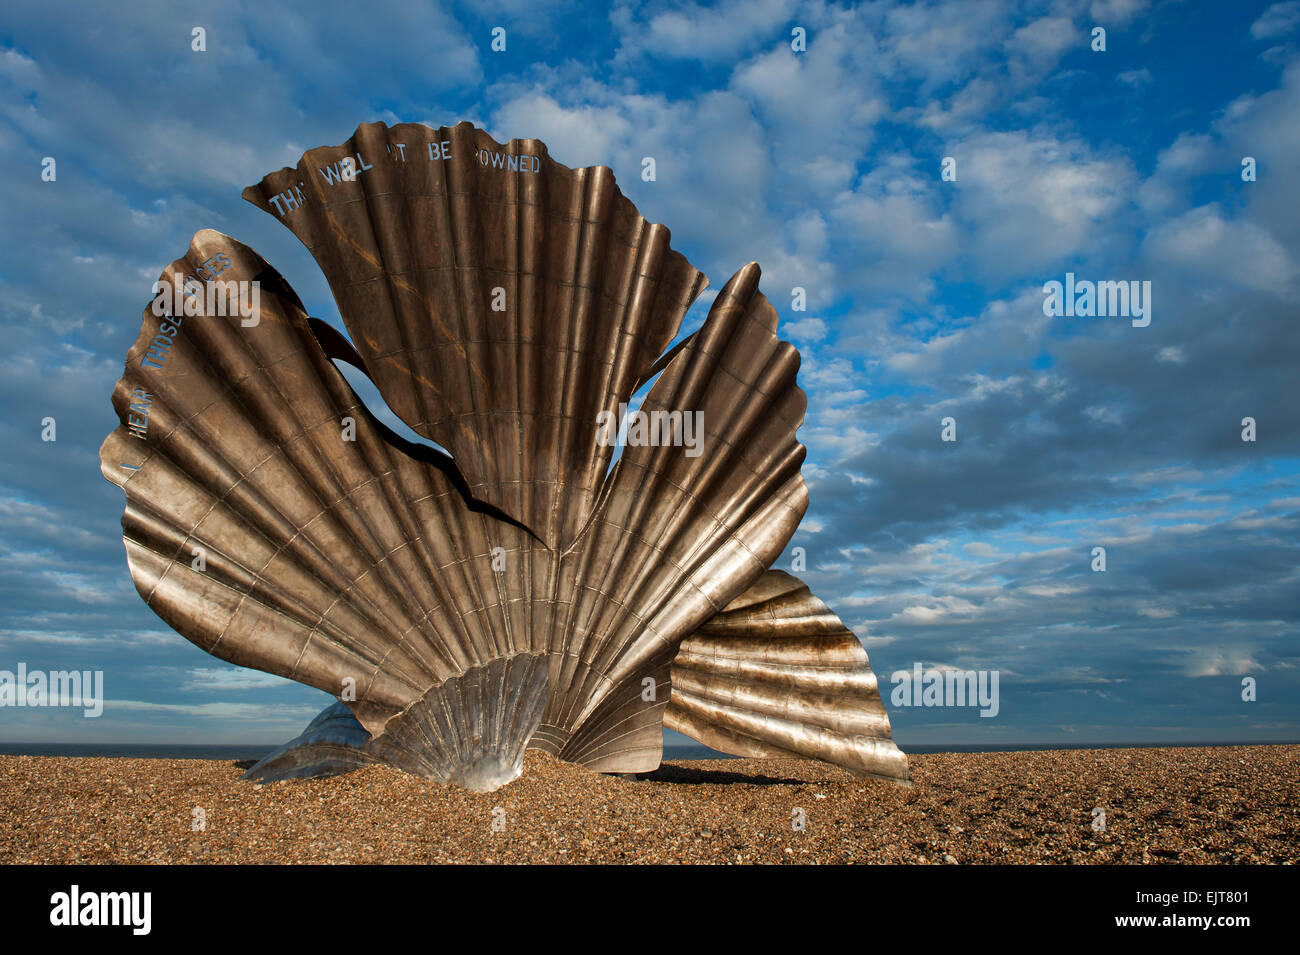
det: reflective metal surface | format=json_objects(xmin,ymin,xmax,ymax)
[
  {"xmin": 101, "ymin": 121, "xmax": 910, "ymax": 790},
  {"xmin": 666, "ymin": 570, "xmax": 910, "ymax": 783}
]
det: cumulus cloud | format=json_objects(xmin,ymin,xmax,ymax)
[
  {"xmin": 612, "ymin": 0, "xmax": 799, "ymax": 61},
  {"xmin": 1143, "ymin": 204, "xmax": 1296, "ymax": 293},
  {"xmin": 1251, "ymin": 2, "xmax": 1300, "ymax": 40},
  {"xmin": 947, "ymin": 130, "xmax": 1137, "ymax": 282}
]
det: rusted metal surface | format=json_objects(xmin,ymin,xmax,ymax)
[{"xmin": 100, "ymin": 122, "xmax": 909, "ymax": 790}]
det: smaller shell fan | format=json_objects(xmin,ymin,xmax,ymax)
[
  {"xmin": 241, "ymin": 702, "xmax": 379, "ymax": 782},
  {"xmin": 365, "ymin": 653, "xmax": 549, "ymax": 791},
  {"xmin": 251, "ymin": 655, "xmax": 552, "ymax": 791},
  {"xmin": 665, "ymin": 570, "xmax": 910, "ymax": 784}
]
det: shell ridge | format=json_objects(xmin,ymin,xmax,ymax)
[
  {"xmin": 245, "ymin": 121, "xmax": 707, "ymax": 549},
  {"xmin": 663, "ymin": 569, "xmax": 909, "ymax": 783},
  {"xmin": 557, "ymin": 265, "xmax": 807, "ymax": 718},
  {"xmin": 104, "ymin": 234, "xmax": 561, "ymax": 733},
  {"xmin": 122, "ymin": 268, "xmax": 438, "ymax": 674}
]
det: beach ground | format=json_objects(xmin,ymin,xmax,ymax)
[{"xmin": 1, "ymin": 744, "xmax": 1295, "ymax": 864}]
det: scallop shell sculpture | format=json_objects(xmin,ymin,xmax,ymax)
[{"xmin": 100, "ymin": 121, "xmax": 909, "ymax": 791}]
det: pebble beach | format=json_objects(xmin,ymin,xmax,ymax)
[{"xmin": 2, "ymin": 744, "xmax": 1295, "ymax": 864}]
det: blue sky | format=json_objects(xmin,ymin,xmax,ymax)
[{"xmin": 0, "ymin": 0, "xmax": 1297, "ymax": 750}]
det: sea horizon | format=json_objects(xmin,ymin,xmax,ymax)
[{"xmin": 1, "ymin": 739, "xmax": 1295, "ymax": 761}]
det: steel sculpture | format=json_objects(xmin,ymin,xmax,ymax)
[{"xmin": 100, "ymin": 122, "xmax": 910, "ymax": 791}]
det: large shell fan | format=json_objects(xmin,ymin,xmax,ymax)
[{"xmin": 242, "ymin": 120, "xmax": 708, "ymax": 553}]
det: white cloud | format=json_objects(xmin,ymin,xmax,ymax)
[
  {"xmin": 1143, "ymin": 204, "xmax": 1296, "ymax": 293},
  {"xmin": 831, "ymin": 158, "xmax": 959, "ymax": 298},
  {"xmin": 492, "ymin": 93, "xmax": 634, "ymax": 170},
  {"xmin": 613, "ymin": 0, "xmax": 798, "ymax": 61},
  {"xmin": 1137, "ymin": 606, "xmax": 1178, "ymax": 619},
  {"xmin": 1251, "ymin": 2, "xmax": 1300, "ymax": 40},
  {"xmin": 1006, "ymin": 16, "xmax": 1079, "ymax": 68},
  {"xmin": 110, "ymin": 699, "xmax": 322, "ymax": 723},
  {"xmin": 915, "ymin": 77, "xmax": 1000, "ymax": 133},
  {"xmin": 183, "ymin": 668, "xmax": 295, "ymax": 691},
  {"xmin": 1089, "ymin": 0, "xmax": 1150, "ymax": 24},
  {"xmin": 948, "ymin": 130, "xmax": 1136, "ymax": 280},
  {"xmin": 1084, "ymin": 405, "xmax": 1122, "ymax": 426},
  {"xmin": 1183, "ymin": 650, "xmax": 1260, "ymax": 677},
  {"xmin": 882, "ymin": 0, "xmax": 1014, "ymax": 90},
  {"xmin": 1117, "ymin": 67, "xmax": 1152, "ymax": 86},
  {"xmin": 784, "ymin": 317, "xmax": 828, "ymax": 341}
]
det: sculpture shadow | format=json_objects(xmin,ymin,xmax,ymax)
[{"xmin": 639, "ymin": 764, "xmax": 806, "ymax": 786}]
